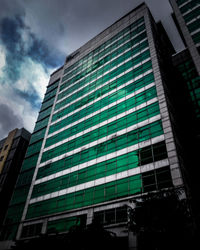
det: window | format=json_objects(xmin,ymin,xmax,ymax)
[
  {"xmin": 0, "ymin": 156, "xmax": 4, "ymax": 161},
  {"xmin": 94, "ymin": 207, "xmax": 127, "ymax": 225},
  {"xmin": 140, "ymin": 147, "xmax": 153, "ymax": 165},
  {"xmin": 4, "ymin": 145, "xmax": 8, "ymax": 151},
  {"xmin": 47, "ymin": 215, "xmax": 86, "ymax": 234},
  {"xmin": 142, "ymin": 170, "xmax": 156, "ymax": 192},
  {"xmin": 142, "ymin": 166, "xmax": 173, "ymax": 192},
  {"xmin": 105, "ymin": 208, "xmax": 115, "ymax": 224},
  {"xmin": 21, "ymin": 223, "xmax": 42, "ymax": 238}
]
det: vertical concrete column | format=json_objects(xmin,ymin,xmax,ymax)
[
  {"xmin": 41, "ymin": 219, "xmax": 48, "ymax": 234},
  {"xmin": 16, "ymin": 223, "xmax": 23, "ymax": 239},
  {"xmin": 128, "ymin": 231, "xmax": 137, "ymax": 250},
  {"xmin": 86, "ymin": 208, "xmax": 94, "ymax": 225},
  {"xmin": 144, "ymin": 10, "xmax": 183, "ymax": 187}
]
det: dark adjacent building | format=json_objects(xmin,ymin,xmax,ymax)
[
  {"xmin": 170, "ymin": 0, "xmax": 200, "ymax": 228},
  {"xmin": 0, "ymin": 128, "xmax": 31, "ymax": 231}
]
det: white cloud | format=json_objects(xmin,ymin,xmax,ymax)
[{"xmin": 15, "ymin": 57, "xmax": 51, "ymax": 100}]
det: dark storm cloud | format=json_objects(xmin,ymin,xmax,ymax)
[
  {"xmin": 0, "ymin": 103, "xmax": 23, "ymax": 139},
  {"xmin": 27, "ymin": 34, "xmax": 65, "ymax": 69},
  {"xmin": 0, "ymin": 15, "xmax": 63, "ymax": 76},
  {"xmin": 0, "ymin": 16, "xmax": 24, "ymax": 81},
  {"xmin": 1, "ymin": 16, "xmax": 24, "ymax": 54}
]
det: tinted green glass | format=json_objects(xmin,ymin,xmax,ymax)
[
  {"xmin": 46, "ymin": 79, "xmax": 60, "ymax": 94},
  {"xmin": 192, "ymin": 31, "xmax": 200, "ymax": 44},
  {"xmin": 61, "ymin": 28, "xmax": 146, "ymax": 87},
  {"xmin": 34, "ymin": 117, "xmax": 49, "ymax": 133},
  {"xmin": 53, "ymin": 53, "xmax": 151, "ymax": 122},
  {"xmin": 30, "ymin": 128, "xmax": 46, "ymax": 144},
  {"xmin": 49, "ymin": 73, "xmax": 155, "ymax": 135},
  {"xmin": 180, "ymin": 0, "xmax": 199, "ymax": 14},
  {"xmin": 46, "ymin": 89, "xmax": 157, "ymax": 147},
  {"xmin": 26, "ymin": 174, "xmax": 142, "ymax": 219},
  {"xmin": 43, "ymin": 88, "xmax": 57, "ymax": 103},
  {"xmin": 43, "ymin": 112, "xmax": 159, "ymax": 162},
  {"xmin": 5, "ymin": 204, "xmax": 24, "ymax": 224},
  {"xmin": 34, "ymin": 141, "xmax": 167, "ymax": 198},
  {"xmin": 21, "ymin": 153, "xmax": 39, "ymax": 171},
  {"xmin": 47, "ymin": 216, "xmax": 81, "ymax": 233},
  {"xmin": 177, "ymin": 58, "xmax": 200, "ymax": 119},
  {"xmin": 50, "ymin": 62, "xmax": 153, "ymax": 133},
  {"xmin": 184, "ymin": 6, "xmax": 200, "ymax": 23},
  {"xmin": 42, "ymin": 120, "xmax": 163, "ymax": 165},
  {"xmin": 187, "ymin": 18, "xmax": 200, "ymax": 33},
  {"xmin": 37, "ymin": 106, "xmax": 52, "ymax": 122},
  {"xmin": 16, "ymin": 168, "xmax": 35, "ymax": 188},
  {"xmin": 63, "ymin": 17, "xmax": 144, "ymax": 76},
  {"xmin": 57, "ymin": 41, "xmax": 149, "ymax": 109},
  {"xmin": 26, "ymin": 140, "xmax": 43, "ymax": 158},
  {"xmin": 9, "ymin": 186, "xmax": 30, "ymax": 205},
  {"xmin": 177, "ymin": 0, "xmax": 188, "ymax": 6},
  {"xmin": 40, "ymin": 97, "xmax": 54, "ymax": 112},
  {"xmin": 43, "ymin": 102, "xmax": 159, "ymax": 162},
  {"xmin": 60, "ymin": 31, "xmax": 147, "ymax": 93}
]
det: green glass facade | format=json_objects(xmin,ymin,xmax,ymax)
[
  {"xmin": 171, "ymin": 0, "xmax": 200, "ymax": 232},
  {"xmin": 177, "ymin": 0, "xmax": 200, "ymax": 46},
  {"xmin": 2, "ymin": 5, "xmax": 182, "ymax": 242},
  {"xmin": 1, "ymin": 79, "xmax": 59, "ymax": 240},
  {"xmin": 172, "ymin": 0, "xmax": 200, "ymax": 121},
  {"xmin": 177, "ymin": 57, "xmax": 200, "ymax": 119},
  {"xmin": 33, "ymin": 141, "xmax": 167, "ymax": 199}
]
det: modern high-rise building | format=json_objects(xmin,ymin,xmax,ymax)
[
  {"xmin": 170, "ymin": 0, "xmax": 200, "ymax": 117},
  {"xmin": 0, "ymin": 2, "xmax": 191, "ymax": 249},
  {"xmin": 0, "ymin": 128, "xmax": 31, "ymax": 233},
  {"xmin": 170, "ymin": 0, "xmax": 200, "ymax": 55},
  {"xmin": 170, "ymin": 0, "xmax": 200, "ymax": 69},
  {"xmin": 170, "ymin": 0, "xmax": 200, "ymax": 228}
]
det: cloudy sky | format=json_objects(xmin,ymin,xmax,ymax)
[{"xmin": 0, "ymin": 0, "xmax": 184, "ymax": 139}]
